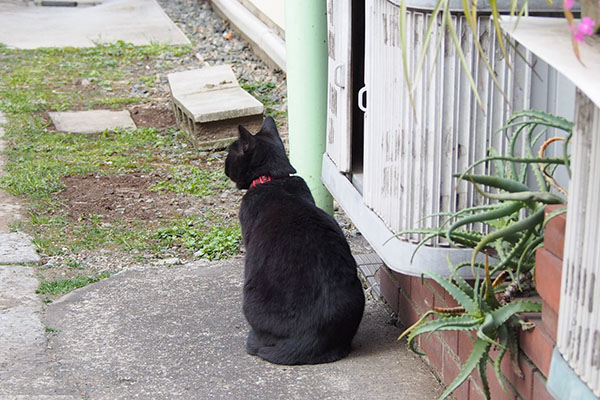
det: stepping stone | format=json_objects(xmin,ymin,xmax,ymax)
[
  {"xmin": 168, "ymin": 65, "xmax": 264, "ymax": 150},
  {"xmin": 0, "ymin": 232, "xmax": 41, "ymax": 265},
  {"xmin": 49, "ymin": 110, "xmax": 136, "ymax": 134},
  {"xmin": 34, "ymin": 0, "xmax": 102, "ymax": 6}
]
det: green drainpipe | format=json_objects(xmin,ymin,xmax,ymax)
[{"xmin": 284, "ymin": 0, "xmax": 334, "ymax": 214}]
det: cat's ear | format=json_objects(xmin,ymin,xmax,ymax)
[
  {"xmin": 259, "ymin": 116, "xmax": 280, "ymax": 139},
  {"xmin": 238, "ymin": 125, "xmax": 255, "ymax": 152}
]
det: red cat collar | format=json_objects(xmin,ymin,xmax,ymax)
[{"xmin": 249, "ymin": 175, "xmax": 272, "ymax": 189}]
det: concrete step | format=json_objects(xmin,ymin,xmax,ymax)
[{"xmin": 168, "ymin": 65, "xmax": 264, "ymax": 150}]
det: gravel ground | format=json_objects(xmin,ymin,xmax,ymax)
[{"xmin": 151, "ymin": 0, "xmax": 287, "ymax": 114}]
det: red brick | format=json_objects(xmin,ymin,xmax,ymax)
[
  {"xmin": 397, "ymin": 290, "xmax": 420, "ymax": 327},
  {"xmin": 443, "ymin": 350, "xmax": 469, "ymax": 400},
  {"xmin": 393, "ymin": 270, "xmax": 412, "ymax": 297},
  {"xmin": 535, "ymin": 248, "xmax": 562, "ymax": 315},
  {"xmin": 420, "ymin": 332, "xmax": 444, "ymax": 374},
  {"xmin": 379, "ymin": 266, "xmax": 400, "ymax": 313},
  {"xmin": 532, "ymin": 370, "xmax": 553, "ymax": 400},
  {"xmin": 444, "ymin": 289, "xmax": 461, "ymax": 308},
  {"xmin": 427, "ymin": 279, "xmax": 447, "ymax": 303},
  {"xmin": 486, "ymin": 360, "xmax": 515, "ymax": 400},
  {"xmin": 458, "ymin": 330, "xmax": 475, "ymax": 364},
  {"xmin": 411, "ymin": 276, "xmax": 435, "ymax": 313},
  {"xmin": 469, "ymin": 378, "xmax": 488, "ymax": 400},
  {"xmin": 544, "ymin": 205, "xmax": 566, "ymax": 260},
  {"xmin": 496, "ymin": 349, "xmax": 536, "ymax": 400},
  {"xmin": 541, "ymin": 299, "xmax": 558, "ymax": 342},
  {"xmin": 520, "ymin": 321, "xmax": 555, "ymax": 377},
  {"xmin": 441, "ymin": 330, "xmax": 459, "ymax": 356}
]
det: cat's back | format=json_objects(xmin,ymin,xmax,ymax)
[
  {"xmin": 240, "ymin": 176, "xmax": 342, "ymax": 240},
  {"xmin": 239, "ymin": 176, "xmax": 356, "ymax": 277}
]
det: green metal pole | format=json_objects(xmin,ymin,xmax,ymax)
[{"xmin": 285, "ymin": 0, "xmax": 334, "ymax": 214}]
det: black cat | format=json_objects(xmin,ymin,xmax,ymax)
[{"xmin": 225, "ymin": 117, "xmax": 365, "ymax": 365}]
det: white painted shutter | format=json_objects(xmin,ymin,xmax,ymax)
[{"xmin": 326, "ymin": 0, "xmax": 352, "ymax": 172}]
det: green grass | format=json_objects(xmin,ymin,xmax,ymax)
[
  {"xmin": 0, "ymin": 41, "xmax": 245, "ymax": 264},
  {"xmin": 36, "ymin": 272, "xmax": 111, "ymax": 295},
  {"xmin": 92, "ymin": 96, "xmax": 143, "ymax": 108},
  {"xmin": 193, "ymin": 224, "xmax": 242, "ymax": 260},
  {"xmin": 153, "ymin": 219, "xmax": 241, "ymax": 260},
  {"xmin": 0, "ymin": 125, "xmax": 186, "ymax": 200},
  {"xmin": 151, "ymin": 166, "xmax": 230, "ymax": 197},
  {"xmin": 0, "ymin": 41, "xmax": 191, "ymax": 115}
]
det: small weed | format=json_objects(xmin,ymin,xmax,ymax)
[
  {"xmin": 151, "ymin": 166, "xmax": 229, "ymax": 197},
  {"xmin": 240, "ymin": 80, "xmax": 286, "ymax": 119},
  {"xmin": 92, "ymin": 96, "xmax": 142, "ymax": 107},
  {"xmin": 194, "ymin": 225, "xmax": 242, "ymax": 260},
  {"xmin": 36, "ymin": 272, "xmax": 110, "ymax": 295},
  {"xmin": 45, "ymin": 327, "xmax": 60, "ymax": 333},
  {"xmin": 137, "ymin": 74, "xmax": 157, "ymax": 87},
  {"xmin": 152, "ymin": 220, "xmax": 241, "ymax": 260},
  {"xmin": 66, "ymin": 258, "xmax": 85, "ymax": 270}
]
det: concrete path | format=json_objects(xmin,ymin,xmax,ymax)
[
  {"xmin": 40, "ymin": 258, "xmax": 443, "ymax": 399},
  {"xmin": 0, "ymin": 112, "xmax": 22, "ymax": 233},
  {"xmin": 0, "ymin": 112, "xmax": 61, "ymax": 398},
  {"xmin": 0, "ymin": 0, "xmax": 190, "ymax": 49}
]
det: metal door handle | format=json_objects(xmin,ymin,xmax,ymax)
[
  {"xmin": 358, "ymin": 86, "xmax": 367, "ymax": 112},
  {"xmin": 334, "ymin": 64, "xmax": 345, "ymax": 88}
]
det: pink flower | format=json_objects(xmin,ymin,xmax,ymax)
[
  {"xmin": 570, "ymin": 17, "xmax": 596, "ymax": 43},
  {"xmin": 565, "ymin": 0, "xmax": 574, "ymax": 10},
  {"xmin": 580, "ymin": 17, "xmax": 596, "ymax": 35},
  {"xmin": 572, "ymin": 30, "xmax": 586, "ymax": 42}
]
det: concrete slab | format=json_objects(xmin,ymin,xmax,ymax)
[
  {"xmin": 45, "ymin": 258, "xmax": 444, "ymax": 399},
  {"xmin": 168, "ymin": 66, "xmax": 264, "ymax": 149},
  {"xmin": 0, "ymin": 0, "xmax": 190, "ymax": 49},
  {"xmin": 49, "ymin": 109, "xmax": 136, "ymax": 134},
  {"xmin": 0, "ymin": 265, "xmax": 77, "ymax": 398},
  {"xmin": 0, "ymin": 232, "xmax": 41, "ymax": 265},
  {"xmin": 168, "ymin": 66, "xmax": 264, "ymax": 123},
  {"xmin": 168, "ymin": 65, "xmax": 240, "ymax": 98}
]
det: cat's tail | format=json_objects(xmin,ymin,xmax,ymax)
[{"xmin": 255, "ymin": 338, "xmax": 350, "ymax": 365}]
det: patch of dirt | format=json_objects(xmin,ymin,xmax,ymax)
[
  {"xmin": 58, "ymin": 173, "xmax": 181, "ymax": 222},
  {"xmin": 55, "ymin": 172, "xmax": 241, "ymax": 225},
  {"xmin": 38, "ymin": 111, "xmax": 56, "ymax": 130},
  {"xmin": 129, "ymin": 104, "xmax": 176, "ymax": 130}
]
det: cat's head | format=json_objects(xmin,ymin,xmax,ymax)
[{"xmin": 225, "ymin": 116, "xmax": 296, "ymax": 189}]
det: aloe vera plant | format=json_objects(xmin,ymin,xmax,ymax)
[
  {"xmin": 401, "ymin": 257, "xmax": 542, "ymax": 399},
  {"xmin": 401, "ymin": 110, "xmax": 572, "ymax": 277},
  {"xmin": 398, "ymin": 110, "xmax": 571, "ymax": 399}
]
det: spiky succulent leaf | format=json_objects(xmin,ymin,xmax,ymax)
[
  {"xmin": 490, "ymin": 300, "xmax": 542, "ymax": 328},
  {"xmin": 439, "ymin": 339, "xmax": 491, "ymax": 400},
  {"xmin": 405, "ymin": 314, "xmax": 482, "ymax": 356},
  {"xmin": 424, "ymin": 271, "xmax": 480, "ymax": 315}
]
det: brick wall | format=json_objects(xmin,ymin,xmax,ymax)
[{"xmin": 379, "ymin": 206, "xmax": 566, "ymax": 400}]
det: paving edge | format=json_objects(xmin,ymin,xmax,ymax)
[{"xmin": 210, "ymin": 0, "xmax": 286, "ymax": 71}]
